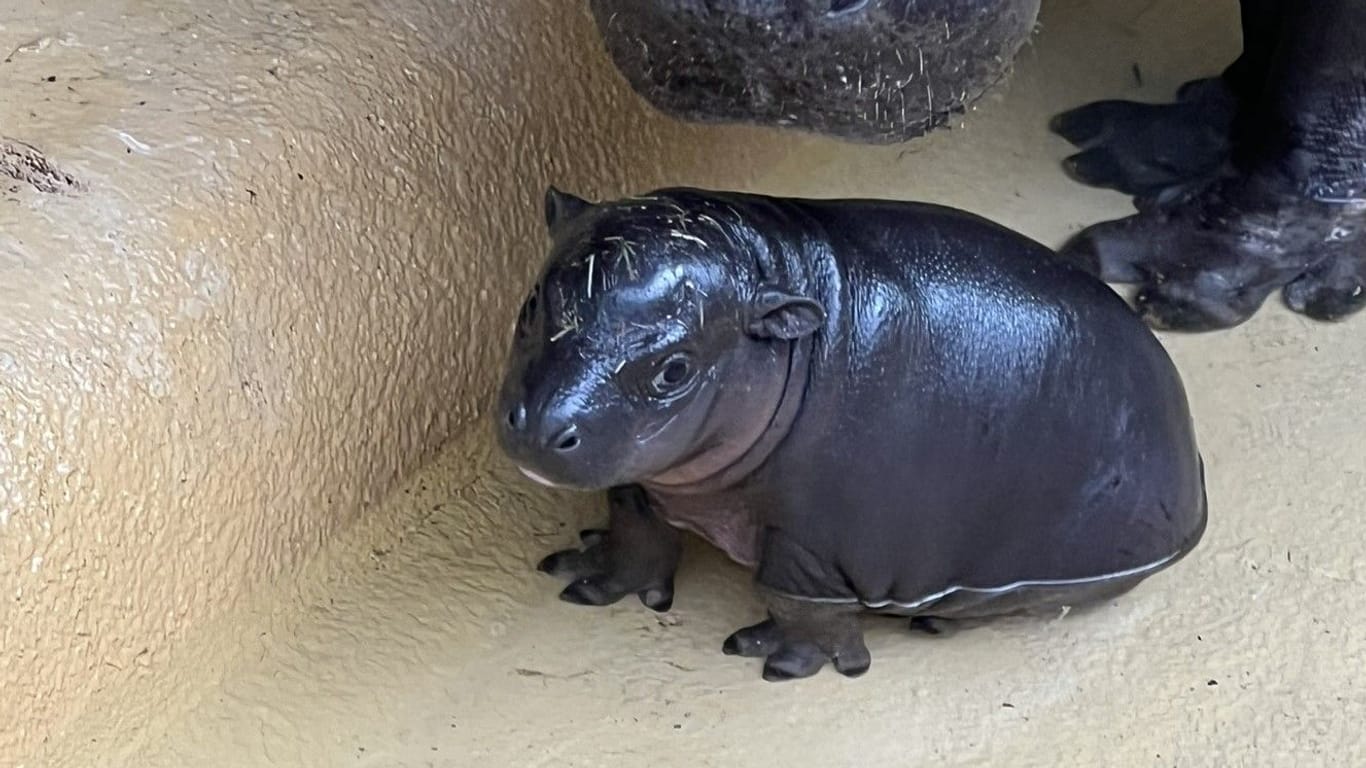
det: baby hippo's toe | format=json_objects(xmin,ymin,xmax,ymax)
[{"xmin": 724, "ymin": 601, "xmax": 871, "ymax": 683}]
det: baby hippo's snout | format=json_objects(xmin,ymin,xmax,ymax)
[
  {"xmin": 548, "ymin": 425, "xmax": 581, "ymax": 453},
  {"xmin": 501, "ymin": 400, "xmax": 582, "ymax": 450},
  {"xmin": 496, "ymin": 387, "xmax": 593, "ymax": 488}
]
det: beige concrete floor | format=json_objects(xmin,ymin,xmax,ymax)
[{"xmin": 69, "ymin": 1, "xmax": 1366, "ymax": 766}]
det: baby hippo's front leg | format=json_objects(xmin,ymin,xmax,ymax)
[
  {"xmin": 723, "ymin": 592, "xmax": 870, "ymax": 682},
  {"xmin": 537, "ymin": 485, "xmax": 682, "ymax": 611}
]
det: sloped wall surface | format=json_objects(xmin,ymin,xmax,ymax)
[{"xmin": 0, "ymin": 0, "xmax": 781, "ymax": 759}]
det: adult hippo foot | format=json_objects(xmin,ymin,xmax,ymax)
[
  {"xmin": 1053, "ymin": 0, "xmax": 1366, "ymax": 330},
  {"xmin": 1051, "ymin": 77, "xmax": 1238, "ymax": 201},
  {"xmin": 722, "ymin": 595, "xmax": 870, "ymax": 682},
  {"xmin": 537, "ymin": 485, "xmax": 682, "ymax": 612},
  {"xmin": 1061, "ymin": 173, "xmax": 1366, "ymax": 331},
  {"xmin": 1281, "ymin": 252, "xmax": 1366, "ymax": 321}
]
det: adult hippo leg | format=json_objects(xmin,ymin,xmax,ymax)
[
  {"xmin": 722, "ymin": 592, "xmax": 871, "ymax": 682},
  {"xmin": 537, "ymin": 485, "xmax": 682, "ymax": 611},
  {"xmin": 1061, "ymin": 0, "xmax": 1366, "ymax": 331},
  {"xmin": 1050, "ymin": 0, "xmax": 1282, "ymax": 201}
]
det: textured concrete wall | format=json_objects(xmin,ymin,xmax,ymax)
[{"xmin": 0, "ymin": 0, "xmax": 786, "ymax": 759}]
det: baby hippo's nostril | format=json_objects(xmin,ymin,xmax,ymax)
[
  {"xmin": 550, "ymin": 425, "xmax": 581, "ymax": 452},
  {"xmin": 506, "ymin": 403, "xmax": 528, "ymax": 431}
]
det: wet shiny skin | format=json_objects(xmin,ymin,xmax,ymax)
[
  {"xmin": 497, "ymin": 191, "xmax": 793, "ymax": 495},
  {"xmin": 496, "ymin": 186, "xmax": 1207, "ymax": 680}
]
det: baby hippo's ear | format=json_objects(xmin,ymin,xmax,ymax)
[
  {"xmin": 544, "ymin": 187, "xmax": 593, "ymax": 232},
  {"xmin": 747, "ymin": 286, "xmax": 826, "ymax": 340}
]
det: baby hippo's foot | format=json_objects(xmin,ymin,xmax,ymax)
[
  {"xmin": 1051, "ymin": 77, "xmax": 1238, "ymax": 200},
  {"xmin": 537, "ymin": 485, "xmax": 681, "ymax": 611},
  {"xmin": 723, "ymin": 594, "xmax": 869, "ymax": 682},
  {"xmin": 1061, "ymin": 173, "xmax": 1366, "ymax": 331}
]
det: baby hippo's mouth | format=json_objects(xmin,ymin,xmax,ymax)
[{"xmin": 518, "ymin": 466, "xmax": 569, "ymax": 488}]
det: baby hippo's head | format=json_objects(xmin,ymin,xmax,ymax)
[{"xmin": 495, "ymin": 187, "xmax": 824, "ymax": 490}]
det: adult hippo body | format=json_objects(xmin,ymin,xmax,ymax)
[{"xmin": 498, "ymin": 187, "xmax": 1207, "ymax": 681}]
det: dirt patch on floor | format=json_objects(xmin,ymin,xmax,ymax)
[{"xmin": 2, "ymin": 137, "xmax": 81, "ymax": 194}]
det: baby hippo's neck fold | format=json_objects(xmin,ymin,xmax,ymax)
[{"xmin": 645, "ymin": 335, "xmax": 812, "ymax": 495}]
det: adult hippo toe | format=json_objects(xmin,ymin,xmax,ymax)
[{"xmin": 496, "ymin": 186, "xmax": 1208, "ymax": 682}]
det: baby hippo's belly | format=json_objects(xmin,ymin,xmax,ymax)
[{"xmin": 649, "ymin": 490, "xmax": 762, "ymax": 568}]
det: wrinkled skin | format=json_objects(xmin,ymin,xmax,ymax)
[
  {"xmin": 1052, "ymin": 0, "xmax": 1366, "ymax": 331},
  {"xmin": 497, "ymin": 186, "xmax": 1207, "ymax": 682}
]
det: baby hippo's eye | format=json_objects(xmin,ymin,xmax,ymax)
[{"xmin": 649, "ymin": 352, "xmax": 694, "ymax": 396}]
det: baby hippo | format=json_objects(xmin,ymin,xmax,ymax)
[{"xmin": 497, "ymin": 186, "xmax": 1207, "ymax": 682}]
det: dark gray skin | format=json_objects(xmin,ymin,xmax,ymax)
[
  {"xmin": 1051, "ymin": 0, "xmax": 1366, "ymax": 331},
  {"xmin": 497, "ymin": 186, "xmax": 1207, "ymax": 682}
]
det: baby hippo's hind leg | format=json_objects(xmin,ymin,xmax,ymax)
[
  {"xmin": 537, "ymin": 485, "xmax": 681, "ymax": 611},
  {"xmin": 723, "ymin": 592, "xmax": 870, "ymax": 682},
  {"xmin": 908, "ymin": 616, "xmax": 957, "ymax": 636}
]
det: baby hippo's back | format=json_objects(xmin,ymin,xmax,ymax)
[{"xmin": 749, "ymin": 197, "xmax": 1206, "ymax": 616}]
